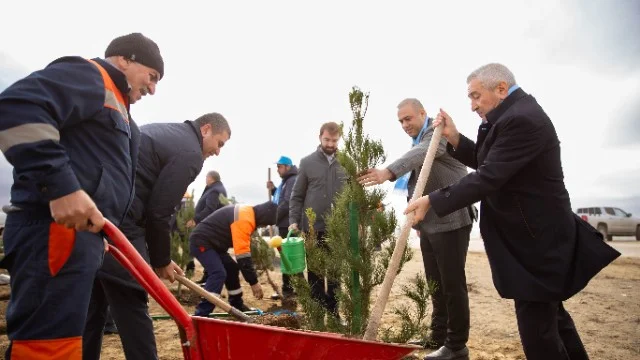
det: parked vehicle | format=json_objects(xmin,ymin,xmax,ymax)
[{"xmin": 576, "ymin": 206, "xmax": 640, "ymax": 241}]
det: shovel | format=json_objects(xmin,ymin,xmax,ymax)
[
  {"xmin": 174, "ymin": 274, "xmax": 253, "ymax": 323},
  {"xmin": 363, "ymin": 124, "xmax": 443, "ymax": 340}
]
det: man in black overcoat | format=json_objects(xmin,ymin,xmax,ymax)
[{"xmin": 405, "ymin": 63, "xmax": 620, "ymax": 360}]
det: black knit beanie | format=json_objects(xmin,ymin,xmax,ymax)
[
  {"xmin": 253, "ymin": 201, "xmax": 278, "ymax": 227},
  {"xmin": 105, "ymin": 33, "xmax": 164, "ymax": 79}
]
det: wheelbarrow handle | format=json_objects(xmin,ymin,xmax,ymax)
[
  {"xmin": 174, "ymin": 274, "xmax": 253, "ymax": 323},
  {"xmin": 107, "ymin": 245, "xmax": 176, "ymax": 313},
  {"xmin": 101, "ymin": 220, "xmax": 197, "ymax": 345}
]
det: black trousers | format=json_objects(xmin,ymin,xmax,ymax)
[
  {"xmin": 83, "ymin": 278, "xmax": 157, "ymax": 360},
  {"xmin": 104, "ymin": 306, "xmax": 115, "ymax": 328},
  {"xmin": 420, "ymin": 225, "xmax": 471, "ymax": 350},
  {"xmin": 279, "ymin": 226, "xmax": 294, "ymax": 295},
  {"xmin": 220, "ymin": 252, "xmax": 246, "ymax": 309},
  {"xmin": 515, "ymin": 300, "xmax": 589, "ymax": 360},
  {"xmin": 306, "ymin": 231, "xmax": 339, "ymax": 315}
]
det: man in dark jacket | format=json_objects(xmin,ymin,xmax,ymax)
[
  {"xmin": 189, "ymin": 201, "xmax": 277, "ymax": 315},
  {"xmin": 405, "ymin": 63, "xmax": 620, "ymax": 360},
  {"xmin": 0, "ymin": 32, "xmax": 163, "ymax": 359},
  {"xmin": 193, "ymin": 170, "xmax": 227, "ymax": 224},
  {"xmin": 289, "ymin": 122, "xmax": 347, "ymax": 316},
  {"xmin": 83, "ymin": 113, "xmax": 231, "ymax": 360},
  {"xmin": 187, "ymin": 170, "xmax": 226, "ymax": 282},
  {"xmin": 266, "ymin": 155, "xmax": 298, "ymax": 299},
  {"xmin": 358, "ymin": 98, "xmax": 474, "ymax": 355}
]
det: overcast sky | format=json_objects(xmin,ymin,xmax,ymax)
[{"xmin": 1, "ymin": 0, "xmax": 639, "ymax": 233}]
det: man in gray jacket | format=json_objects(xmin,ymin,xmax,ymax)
[
  {"xmin": 289, "ymin": 122, "xmax": 347, "ymax": 316},
  {"xmin": 358, "ymin": 99, "xmax": 473, "ymax": 359}
]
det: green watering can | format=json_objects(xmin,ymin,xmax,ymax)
[{"xmin": 280, "ymin": 230, "xmax": 306, "ymax": 275}]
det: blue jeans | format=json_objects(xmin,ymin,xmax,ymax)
[{"xmin": 192, "ymin": 246, "xmax": 226, "ymax": 316}]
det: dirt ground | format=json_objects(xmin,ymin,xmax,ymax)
[{"xmin": 1, "ymin": 250, "xmax": 638, "ymax": 359}]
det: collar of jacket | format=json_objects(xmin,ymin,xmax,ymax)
[
  {"xmin": 315, "ymin": 145, "xmax": 337, "ymax": 160},
  {"xmin": 92, "ymin": 58, "xmax": 131, "ymax": 109},
  {"xmin": 185, "ymin": 120, "xmax": 204, "ymax": 149},
  {"xmin": 486, "ymin": 88, "xmax": 527, "ymax": 124},
  {"xmin": 411, "ymin": 117, "xmax": 431, "ymax": 146},
  {"xmin": 203, "ymin": 180, "xmax": 222, "ymax": 193},
  {"xmin": 281, "ymin": 165, "xmax": 298, "ymax": 180},
  {"xmin": 212, "ymin": 181, "xmax": 225, "ymax": 193}
]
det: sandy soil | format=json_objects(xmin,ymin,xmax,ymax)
[{"xmin": 1, "ymin": 250, "xmax": 638, "ymax": 359}]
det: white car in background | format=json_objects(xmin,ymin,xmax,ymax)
[{"xmin": 576, "ymin": 206, "xmax": 640, "ymax": 241}]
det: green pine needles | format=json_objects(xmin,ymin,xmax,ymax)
[{"xmin": 292, "ymin": 86, "xmax": 412, "ymax": 336}]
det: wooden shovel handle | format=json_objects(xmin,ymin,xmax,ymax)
[
  {"xmin": 174, "ymin": 274, "xmax": 253, "ymax": 323},
  {"xmin": 363, "ymin": 125, "xmax": 443, "ymax": 340}
]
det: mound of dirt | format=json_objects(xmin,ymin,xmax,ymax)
[
  {"xmin": 169, "ymin": 287, "xmax": 202, "ymax": 306},
  {"xmin": 253, "ymin": 313, "xmax": 302, "ymax": 329}
]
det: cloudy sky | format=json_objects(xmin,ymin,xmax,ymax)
[{"xmin": 1, "ymin": 0, "xmax": 639, "ymax": 233}]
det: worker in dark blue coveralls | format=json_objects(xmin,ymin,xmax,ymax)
[
  {"xmin": 189, "ymin": 201, "xmax": 278, "ymax": 316},
  {"xmin": 0, "ymin": 32, "xmax": 164, "ymax": 359},
  {"xmin": 83, "ymin": 113, "xmax": 231, "ymax": 360}
]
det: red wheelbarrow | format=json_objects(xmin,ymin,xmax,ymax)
[{"xmin": 103, "ymin": 220, "xmax": 418, "ymax": 360}]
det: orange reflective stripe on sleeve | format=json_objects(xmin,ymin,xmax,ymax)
[
  {"xmin": 230, "ymin": 205, "xmax": 256, "ymax": 257},
  {"xmin": 86, "ymin": 59, "xmax": 130, "ymax": 122},
  {"xmin": 48, "ymin": 222, "xmax": 76, "ymax": 277},
  {"xmin": 11, "ymin": 336, "xmax": 82, "ymax": 359}
]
